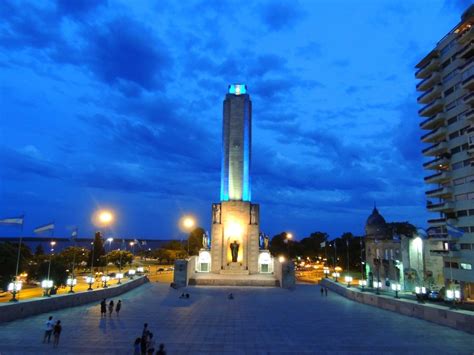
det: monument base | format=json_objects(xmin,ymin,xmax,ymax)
[{"xmin": 189, "ymin": 273, "xmax": 279, "ymax": 287}]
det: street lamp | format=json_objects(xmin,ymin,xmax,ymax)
[
  {"xmin": 66, "ymin": 277, "xmax": 77, "ymax": 293},
  {"xmin": 8, "ymin": 280, "xmax": 22, "ymax": 302},
  {"xmin": 105, "ymin": 237, "xmax": 113, "ymax": 276},
  {"xmin": 116, "ymin": 272, "xmax": 124, "ymax": 285},
  {"xmin": 41, "ymin": 279, "xmax": 53, "ymax": 297},
  {"xmin": 332, "ymin": 272, "xmax": 340, "ymax": 282},
  {"xmin": 180, "ymin": 215, "xmax": 196, "ymax": 255},
  {"xmin": 137, "ymin": 266, "xmax": 144, "ymax": 274},
  {"xmin": 323, "ymin": 268, "xmax": 330, "ymax": 278},
  {"xmin": 344, "ymin": 275, "xmax": 353, "ymax": 287},
  {"xmin": 391, "ymin": 283, "xmax": 401, "ymax": 298},
  {"xmin": 285, "ymin": 232, "xmax": 293, "ymax": 258},
  {"xmin": 373, "ymin": 281, "xmax": 382, "ymax": 294},
  {"xmin": 415, "ymin": 286, "xmax": 426, "ymax": 303},
  {"xmin": 86, "ymin": 276, "xmax": 94, "ymax": 290},
  {"xmin": 359, "ymin": 279, "xmax": 367, "ymax": 291},
  {"xmin": 446, "ymin": 289, "xmax": 461, "ymax": 309},
  {"xmin": 128, "ymin": 269, "xmax": 136, "ymax": 279},
  {"xmin": 101, "ymin": 275, "xmax": 110, "ymax": 288}
]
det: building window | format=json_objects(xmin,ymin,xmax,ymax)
[
  {"xmin": 457, "ymin": 210, "xmax": 468, "ymax": 217},
  {"xmin": 456, "ymin": 193, "xmax": 468, "ymax": 200},
  {"xmin": 460, "ymin": 243, "xmax": 472, "ymax": 250},
  {"xmin": 469, "ymin": 209, "xmax": 474, "ymax": 215},
  {"xmin": 452, "ymin": 162, "xmax": 463, "ymax": 170},
  {"xmin": 449, "ymin": 131, "xmax": 460, "ymax": 140},
  {"xmin": 460, "ymin": 263, "xmax": 472, "ymax": 270}
]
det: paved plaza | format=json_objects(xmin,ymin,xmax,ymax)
[{"xmin": 0, "ymin": 282, "xmax": 473, "ymax": 354}]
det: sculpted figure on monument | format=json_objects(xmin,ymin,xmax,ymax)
[
  {"xmin": 202, "ymin": 232, "xmax": 210, "ymax": 249},
  {"xmin": 212, "ymin": 203, "xmax": 221, "ymax": 224},
  {"xmin": 230, "ymin": 240, "xmax": 239, "ymax": 262},
  {"xmin": 250, "ymin": 204, "xmax": 258, "ymax": 224},
  {"xmin": 263, "ymin": 235, "xmax": 269, "ymax": 250},
  {"xmin": 259, "ymin": 233, "xmax": 264, "ymax": 249}
]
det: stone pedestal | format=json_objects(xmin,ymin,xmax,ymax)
[{"xmin": 211, "ymin": 201, "xmax": 260, "ymax": 274}]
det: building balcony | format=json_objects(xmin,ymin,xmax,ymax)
[
  {"xmin": 427, "ymin": 217, "xmax": 446, "ymax": 228},
  {"xmin": 461, "ymin": 74, "xmax": 474, "ymax": 90},
  {"xmin": 426, "ymin": 186, "xmax": 452, "ymax": 199},
  {"xmin": 422, "ymin": 141, "xmax": 448, "ymax": 156},
  {"xmin": 458, "ymin": 26, "xmax": 474, "ymax": 45},
  {"xmin": 430, "ymin": 250, "xmax": 450, "ymax": 257},
  {"xmin": 415, "ymin": 57, "xmax": 440, "ymax": 79},
  {"xmin": 463, "ymin": 91, "xmax": 474, "ymax": 106},
  {"xmin": 459, "ymin": 57, "xmax": 474, "ymax": 73},
  {"xmin": 459, "ymin": 41, "xmax": 474, "ymax": 59},
  {"xmin": 421, "ymin": 126, "xmax": 446, "ymax": 143},
  {"xmin": 465, "ymin": 109, "xmax": 474, "ymax": 123},
  {"xmin": 424, "ymin": 171, "xmax": 449, "ymax": 184},
  {"xmin": 420, "ymin": 112, "xmax": 445, "ymax": 130},
  {"xmin": 417, "ymin": 85, "xmax": 442, "ymax": 104},
  {"xmin": 416, "ymin": 72, "xmax": 441, "ymax": 91},
  {"xmin": 423, "ymin": 156, "xmax": 449, "ymax": 170},
  {"xmin": 418, "ymin": 98, "xmax": 444, "ymax": 117},
  {"xmin": 427, "ymin": 201, "xmax": 454, "ymax": 212}
]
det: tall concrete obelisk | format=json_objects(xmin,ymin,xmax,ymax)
[{"xmin": 210, "ymin": 84, "xmax": 260, "ymax": 274}]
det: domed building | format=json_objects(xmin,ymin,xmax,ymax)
[{"xmin": 365, "ymin": 207, "xmax": 389, "ymax": 239}]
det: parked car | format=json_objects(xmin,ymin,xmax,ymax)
[{"xmin": 157, "ymin": 268, "xmax": 164, "ymax": 272}]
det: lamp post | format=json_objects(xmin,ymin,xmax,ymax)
[
  {"xmin": 86, "ymin": 276, "xmax": 94, "ymax": 291},
  {"xmin": 105, "ymin": 237, "xmax": 113, "ymax": 277},
  {"xmin": 373, "ymin": 280, "xmax": 382, "ymax": 294},
  {"xmin": 45, "ymin": 240, "xmax": 56, "ymax": 295},
  {"xmin": 128, "ymin": 269, "xmax": 136, "ymax": 279},
  {"xmin": 323, "ymin": 268, "xmax": 330, "ymax": 278},
  {"xmin": 359, "ymin": 279, "xmax": 367, "ymax": 292},
  {"xmin": 66, "ymin": 277, "xmax": 77, "ymax": 293},
  {"xmin": 180, "ymin": 216, "xmax": 196, "ymax": 256},
  {"xmin": 447, "ymin": 289, "xmax": 461, "ymax": 309},
  {"xmin": 116, "ymin": 272, "xmax": 124, "ymax": 285},
  {"xmin": 137, "ymin": 266, "xmax": 144, "ymax": 274},
  {"xmin": 41, "ymin": 279, "xmax": 53, "ymax": 297},
  {"xmin": 344, "ymin": 275, "xmax": 353, "ymax": 288},
  {"xmin": 415, "ymin": 286, "xmax": 426, "ymax": 303},
  {"xmin": 285, "ymin": 232, "xmax": 293, "ymax": 258},
  {"xmin": 101, "ymin": 275, "xmax": 110, "ymax": 288},
  {"xmin": 332, "ymin": 272, "xmax": 340, "ymax": 283},
  {"xmin": 391, "ymin": 283, "xmax": 401, "ymax": 298},
  {"xmin": 8, "ymin": 280, "xmax": 22, "ymax": 302}
]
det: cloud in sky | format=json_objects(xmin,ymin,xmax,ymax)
[{"xmin": 0, "ymin": 0, "xmax": 465, "ymax": 239}]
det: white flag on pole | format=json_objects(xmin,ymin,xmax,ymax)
[
  {"xmin": 0, "ymin": 216, "xmax": 24, "ymax": 225},
  {"xmin": 34, "ymin": 223, "xmax": 55, "ymax": 234}
]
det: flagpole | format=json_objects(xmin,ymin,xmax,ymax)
[
  {"xmin": 14, "ymin": 215, "xmax": 25, "ymax": 281},
  {"xmin": 70, "ymin": 229, "xmax": 77, "ymax": 293}
]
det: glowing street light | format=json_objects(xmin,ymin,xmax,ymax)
[
  {"xmin": 373, "ymin": 281, "xmax": 382, "ymax": 294},
  {"xmin": 415, "ymin": 286, "xmax": 426, "ymax": 303},
  {"xmin": 66, "ymin": 277, "xmax": 77, "ymax": 293},
  {"xmin": 128, "ymin": 269, "xmax": 136, "ymax": 279},
  {"xmin": 278, "ymin": 256, "xmax": 286, "ymax": 263},
  {"xmin": 332, "ymin": 272, "xmax": 340, "ymax": 282},
  {"xmin": 344, "ymin": 275, "xmax": 353, "ymax": 287},
  {"xmin": 323, "ymin": 268, "xmax": 330, "ymax": 278},
  {"xmin": 99, "ymin": 210, "xmax": 114, "ymax": 225},
  {"xmin": 86, "ymin": 276, "xmax": 94, "ymax": 290},
  {"xmin": 137, "ymin": 266, "xmax": 144, "ymax": 274},
  {"xmin": 116, "ymin": 272, "xmax": 124, "ymax": 285},
  {"xmin": 358, "ymin": 279, "xmax": 367, "ymax": 291},
  {"xmin": 8, "ymin": 280, "xmax": 22, "ymax": 302},
  {"xmin": 391, "ymin": 283, "xmax": 401, "ymax": 298},
  {"xmin": 101, "ymin": 275, "xmax": 110, "ymax": 288},
  {"xmin": 41, "ymin": 280, "xmax": 53, "ymax": 297},
  {"xmin": 180, "ymin": 215, "xmax": 196, "ymax": 255}
]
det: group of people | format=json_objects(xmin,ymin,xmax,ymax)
[
  {"xmin": 320, "ymin": 286, "xmax": 329, "ymax": 296},
  {"xmin": 179, "ymin": 293, "xmax": 190, "ymax": 299},
  {"xmin": 100, "ymin": 298, "xmax": 122, "ymax": 317},
  {"xmin": 42, "ymin": 316, "xmax": 62, "ymax": 347},
  {"xmin": 133, "ymin": 323, "xmax": 166, "ymax": 355}
]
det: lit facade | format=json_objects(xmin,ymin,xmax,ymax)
[{"xmin": 415, "ymin": 5, "xmax": 474, "ymax": 300}]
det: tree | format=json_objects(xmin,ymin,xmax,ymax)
[
  {"xmin": 35, "ymin": 244, "xmax": 44, "ymax": 256},
  {"xmin": 187, "ymin": 227, "xmax": 206, "ymax": 256},
  {"xmin": 31, "ymin": 255, "xmax": 68, "ymax": 287},
  {"xmin": 299, "ymin": 232, "xmax": 329, "ymax": 258},
  {"xmin": 59, "ymin": 247, "xmax": 89, "ymax": 271},
  {"xmin": 88, "ymin": 232, "xmax": 106, "ymax": 267},
  {"xmin": 163, "ymin": 240, "xmax": 185, "ymax": 251},
  {"xmin": 269, "ymin": 232, "xmax": 294, "ymax": 258},
  {"xmin": 106, "ymin": 250, "xmax": 133, "ymax": 268},
  {"xmin": 0, "ymin": 242, "xmax": 33, "ymax": 290}
]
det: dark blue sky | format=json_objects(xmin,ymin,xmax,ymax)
[{"xmin": 0, "ymin": 0, "xmax": 470, "ymax": 240}]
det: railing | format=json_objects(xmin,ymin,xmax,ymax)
[
  {"xmin": 424, "ymin": 172, "xmax": 443, "ymax": 181},
  {"xmin": 459, "ymin": 40, "xmax": 474, "ymax": 58},
  {"xmin": 422, "ymin": 141, "xmax": 445, "ymax": 154},
  {"xmin": 420, "ymin": 113, "xmax": 443, "ymax": 128},
  {"xmin": 463, "ymin": 91, "xmax": 474, "ymax": 103},
  {"xmin": 428, "ymin": 217, "xmax": 446, "ymax": 223},
  {"xmin": 462, "ymin": 74, "xmax": 474, "ymax": 86},
  {"xmin": 416, "ymin": 72, "xmax": 439, "ymax": 90},
  {"xmin": 417, "ymin": 86, "xmax": 435, "ymax": 102},
  {"xmin": 421, "ymin": 127, "xmax": 442, "ymax": 140},
  {"xmin": 465, "ymin": 109, "xmax": 474, "ymax": 118},
  {"xmin": 423, "ymin": 156, "xmax": 446, "ymax": 167},
  {"xmin": 418, "ymin": 98, "xmax": 442, "ymax": 115},
  {"xmin": 459, "ymin": 57, "xmax": 474, "ymax": 71},
  {"xmin": 426, "ymin": 187, "xmax": 443, "ymax": 195},
  {"xmin": 427, "ymin": 202, "xmax": 445, "ymax": 210}
]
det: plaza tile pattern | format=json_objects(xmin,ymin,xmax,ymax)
[{"xmin": 0, "ymin": 283, "xmax": 473, "ymax": 354}]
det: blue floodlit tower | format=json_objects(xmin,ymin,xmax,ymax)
[{"xmin": 220, "ymin": 84, "xmax": 251, "ymax": 202}]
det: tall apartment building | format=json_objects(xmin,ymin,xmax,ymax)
[{"xmin": 416, "ymin": 5, "xmax": 474, "ymax": 300}]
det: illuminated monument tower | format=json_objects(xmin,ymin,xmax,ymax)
[{"xmin": 209, "ymin": 84, "xmax": 263, "ymax": 275}]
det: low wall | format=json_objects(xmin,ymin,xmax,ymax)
[
  {"xmin": 0, "ymin": 276, "xmax": 149, "ymax": 323},
  {"xmin": 320, "ymin": 278, "xmax": 474, "ymax": 334},
  {"xmin": 172, "ymin": 256, "xmax": 198, "ymax": 288},
  {"xmin": 274, "ymin": 259, "xmax": 295, "ymax": 289}
]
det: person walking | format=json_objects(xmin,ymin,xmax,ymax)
[
  {"xmin": 320, "ymin": 286, "xmax": 324, "ymax": 296},
  {"xmin": 156, "ymin": 343, "xmax": 166, "ymax": 355},
  {"xmin": 108, "ymin": 300, "xmax": 114, "ymax": 317},
  {"xmin": 133, "ymin": 337, "xmax": 141, "ymax": 355},
  {"xmin": 53, "ymin": 320, "xmax": 62, "ymax": 347},
  {"xmin": 324, "ymin": 287, "xmax": 328, "ymax": 296},
  {"xmin": 141, "ymin": 323, "xmax": 149, "ymax": 355},
  {"xmin": 146, "ymin": 332, "xmax": 155, "ymax": 354},
  {"xmin": 42, "ymin": 316, "xmax": 54, "ymax": 343},
  {"xmin": 100, "ymin": 299, "xmax": 107, "ymax": 317},
  {"xmin": 116, "ymin": 300, "xmax": 122, "ymax": 316}
]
